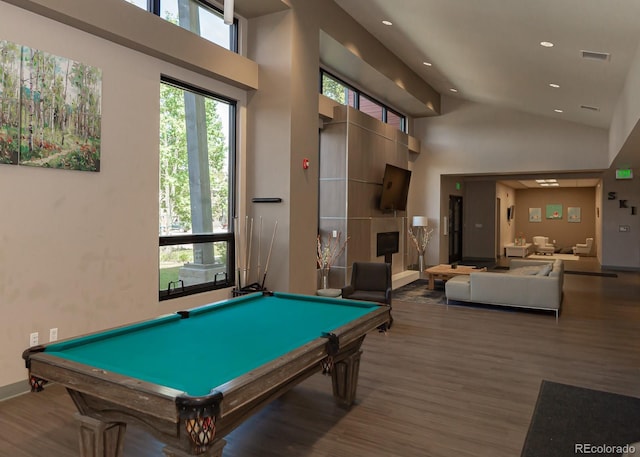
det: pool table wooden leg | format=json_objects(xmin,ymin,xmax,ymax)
[
  {"xmin": 75, "ymin": 413, "xmax": 126, "ymax": 457},
  {"xmin": 331, "ymin": 349, "xmax": 362, "ymax": 407},
  {"xmin": 163, "ymin": 439, "xmax": 226, "ymax": 457}
]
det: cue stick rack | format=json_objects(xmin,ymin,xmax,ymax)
[{"xmin": 232, "ymin": 216, "xmax": 278, "ymax": 297}]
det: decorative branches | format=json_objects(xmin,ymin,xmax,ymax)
[
  {"xmin": 317, "ymin": 232, "xmax": 349, "ymax": 269},
  {"xmin": 408, "ymin": 225, "xmax": 433, "ymax": 255}
]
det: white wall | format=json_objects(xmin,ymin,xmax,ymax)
[
  {"xmin": 609, "ymin": 41, "xmax": 640, "ymax": 164},
  {"xmin": 496, "ymin": 182, "xmax": 517, "ymax": 255},
  {"xmin": 0, "ymin": 2, "xmax": 245, "ymax": 388},
  {"xmin": 412, "ymin": 96, "xmax": 609, "ymax": 264}
]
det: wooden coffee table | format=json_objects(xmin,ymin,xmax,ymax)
[{"xmin": 424, "ymin": 264, "xmax": 487, "ymax": 290}]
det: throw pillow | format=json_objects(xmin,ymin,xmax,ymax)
[{"xmin": 537, "ymin": 263, "xmax": 553, "ymax": 276}]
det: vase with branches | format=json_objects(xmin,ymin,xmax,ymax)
[
  {"xmin": 316, "ymin": 232, "xmax": 349, "ymax": 289},
  {"xmin": 408, "ymin": 224, "xmax": 433, "ymax": 278}
]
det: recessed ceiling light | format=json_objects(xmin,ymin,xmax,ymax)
[
  {"xmin": 449, "ymin": 88, "xmax": 458, "ymax": 93},
  {"xmin": 546, "ymin": 179, "xmax": 557, "ymax": 183},
  {"xmin": 549, "ymin": 83, "xmax": 560, "ymax": 88},
  {"xmin": 540, "ymin": 183, "xmax": 550, "ymax": 187},
  {"xmin": 540, "ymin": 41, "xmax": 554, "ymax": 48},
  {"xmin": 382, "ymin": 20, "xmax": 392, "ymax": 26},
  {"xmin": 554, "ymin": 109, "xmax": 563, "ymax": 113},
  {"xmin": 423, "ymin": 61, "xmax": 432, "ymax": 67},
  {"xmin": 550, "ymin": 183, "xmax": 560, "ymax": 187},
  {"xmin": 535, "ymin": 179, "xmax": 546, "ymax": 183}
]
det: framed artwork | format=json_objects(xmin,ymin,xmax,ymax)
[
  {"xmin": 546, "ymin": 204, "xmax": 563, "ymax": 220},
  {"xmin": 568, "ymin": 207, "xmax": 581, "ymax": 223},
  {"xmin": 0, "ymin": 40, "xmax": 101, "ymax": 172},
  {"xmin": 529, "ymin": 207, "xmax": 541, "ymax": 222}
]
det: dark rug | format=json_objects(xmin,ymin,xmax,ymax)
[
  {"xmin": 521, "ymin": 380, "xmax": 640, "ymax": 457},
  {"xmin": 393, "ymin": 279, "xmax": 446, "ymax": 305}
]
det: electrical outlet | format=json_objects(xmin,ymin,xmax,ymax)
[
  {"xmin": 332, "ymin": 230, "xmax": 338, "ymax": 238},
  {"xmin": 49, "ymin": 328, "xmax": 58, "ymax": 342},
  {"xmin": 29, "ymin": 332, "xmax": 39, "ymax": 346}
]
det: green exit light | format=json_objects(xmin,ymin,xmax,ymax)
[
  {"xmin": 616, "ymin": 169, "xmax": 633, "ymax": 180},
  {"xmin": 455, "ymin": 182, "xmax": 461, "ymax": 190}
]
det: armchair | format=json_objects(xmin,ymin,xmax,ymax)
[
  {"xmin": 533, "ymin": 236, "xmax": 555, "ymax": 255},
  {"xmin": 572, "ymin": 238, "xmax": 594, "ymax": 256},
  {"xmin": 342, "ymin": 262, "xmax": 393, "ymax": 329}
]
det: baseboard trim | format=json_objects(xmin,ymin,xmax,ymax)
[
  {"xmin": 0, "ymin": 379, "xmax": 30, "ymax": 402},
  {"xmin": 601, "ymin": 265, "xmax": 640, "ymax": 272}
]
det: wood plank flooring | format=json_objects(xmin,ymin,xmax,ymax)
[{"xmin": 1, "ymin": 260, "xmax": 639, "ymax": 457}]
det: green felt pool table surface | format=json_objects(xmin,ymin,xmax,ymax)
[{"xmin": 41, "ymin": 292, "xmax": 381, "ymax": 396}]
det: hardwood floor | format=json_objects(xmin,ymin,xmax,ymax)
[{"xmin": 1, "ymin": 259, "xmax": 639, "ymax": 457}]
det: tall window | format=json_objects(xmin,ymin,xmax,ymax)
[
  {"xmin": 124, "ymin": 0, "xmax": 237, "ymax": 52},
  {"xmin": 321, "ymin": 73, "xmax": 356, "ymax": 108},
  {"xmin": 320, "ymin": 69, "xmax": 407, "ymax": 132},
  {"xmin": 159, "ymin": 77, "xmax": 235, "ymax": 299}
]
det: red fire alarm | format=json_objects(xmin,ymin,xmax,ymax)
[{"xmin": 302, "ymin": 158, "xmax": 310, "ymax": 169}]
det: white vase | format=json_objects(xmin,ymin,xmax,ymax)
[{"xmin": 418, "ymin": 253, "xmax": 425, "ymax": 279}]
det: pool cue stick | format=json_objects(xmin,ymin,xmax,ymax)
[
  {"xmin": 234, "ymin": 217, "xmax": 242, "ymax": 290},
  {"xmin": 261, "ymin": 220, "xmax": 278, "ymax": 290},
  {"xmin": 246, "ymin": 217, "xmax": 254, "ymax": 284},
  {"xmin": 256, "ymin": 216, "xmax": 263, "ymax": 283},
  {"xmin": 243, "ymin": 215, "xmax": 249, "ymax": 286}
]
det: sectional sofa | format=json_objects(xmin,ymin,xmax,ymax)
[{"xmin": 444, "ymin": 259, "xmax": 564, "ymax": 319}]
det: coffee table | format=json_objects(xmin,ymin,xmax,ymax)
[{"xmin": 424, "ymin": 264, "xmax": 487, "ymax": 290}]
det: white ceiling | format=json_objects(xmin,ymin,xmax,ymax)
[{"xmin": 333, "ymin": 0, "xmax": 640, "ymax": 129}]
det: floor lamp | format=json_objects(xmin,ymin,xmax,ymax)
[{"xmin": 409, "ymin": 216, "xmax": 432, "ymax": 279}]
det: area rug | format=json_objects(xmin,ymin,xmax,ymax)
[
  {"xmin": 521, "ymin": 380, "xmax": 640, "ymax": 457},
  {"xmin": 393, "ymin": 279, "xmax": 446, "ymax": 305},
  {"xmin": 528, "ymin": 253, "xmax": 580, "ymax": 261}
]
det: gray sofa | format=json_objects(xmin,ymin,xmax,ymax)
[{"xmin": 445, "ymin": 259, "xmax": 563, "ymax": 319}]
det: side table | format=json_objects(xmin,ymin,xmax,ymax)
[{"xmin": 504, "ymin": 243, "xmax": 532, "ymax": 258}]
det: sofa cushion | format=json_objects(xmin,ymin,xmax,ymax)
[
  {"xmin": 445, "ymin": 275, "xmax": 471, "ymax": 301},
  {"xmin": 509, "ymin": 265, "xmax": 542, "ymax": 275}
]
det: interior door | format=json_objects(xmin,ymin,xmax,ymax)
[
  {"xmin": 496, "ymin": 197, "xmax": 502, "ymax": 258},
  {"xmin": 449, "ymin": 195, "xmax": 463, "ymax": 263}
]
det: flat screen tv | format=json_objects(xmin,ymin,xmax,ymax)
[{"xmin": 379, "ymin": 164, "xmax": 411, "ymax": 211}]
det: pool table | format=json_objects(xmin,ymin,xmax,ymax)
[{"xmin": 23, "ymin": 291, "xmax": 390, "ymax": 457}]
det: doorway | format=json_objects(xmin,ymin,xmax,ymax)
[
  {"xmin": 496, "ymin": 197, "xmax": 501, "ymax": 258},
  {"xmin": 449, "ymin": 195, "xmax": 463, "ymax": 263}
]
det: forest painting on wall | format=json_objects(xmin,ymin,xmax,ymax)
[{"xmin": 0, "ymin": 40, "xmax": 101, "ymax": 171}]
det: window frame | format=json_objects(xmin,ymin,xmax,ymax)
[
  {"xmin": 133, "ymin": 0, "xmax": 239, "ymax": 53},
  {"xmin": 320, "ymin": 69, "xmax": 407, "ymax": 133},
  {"xmin": 158, "ymin": 76, "xmax": 237, "ymax": 301}
]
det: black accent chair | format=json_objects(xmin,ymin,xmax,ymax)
[{"xmin": 341, "ymin": 262, "xmax": 393, "ymax": 329}]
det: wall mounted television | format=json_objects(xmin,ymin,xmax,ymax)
[{"xmin": 379, "ymin": 164, "xmax": 411, "ymax": 212}]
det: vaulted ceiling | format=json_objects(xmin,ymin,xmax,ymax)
[{"xmin": 333, "ymin": 0, "xmax": 640, "ymax": 130}]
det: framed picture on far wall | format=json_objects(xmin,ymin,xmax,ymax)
[
  {"xmin": 568, "ymin": 207, "xmax": 581, "ymax": 223},
  {"xmin": 546, "ymin": 204, "xmax": 563, "ymax": 220},
  {"xmin": 529, "ymin": 207, "xmax": 541, "ymax": 222}
]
